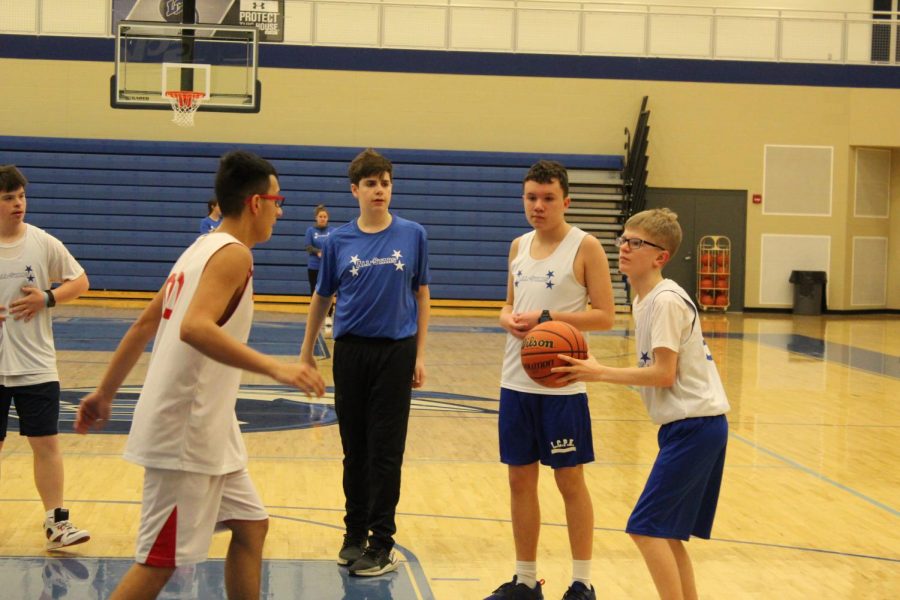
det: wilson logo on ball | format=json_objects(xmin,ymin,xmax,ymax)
[{"xmin": 523, "ymin": 338, "xmax": 555, "ymax": 349}]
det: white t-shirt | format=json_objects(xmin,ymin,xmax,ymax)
[
  {"xmin": 501, "ymin": 226, "xmax": 589, "ymax": 395},
  {"xmin": 633, "ymin": 279, "xmax": 730, "ymax": 425},
  {"xmin": 124, "ymin": 233, "xmax": 254, "ymax": 476},
  {"xmin": 0, "ymin": 224, "xmax": 85, "ymax": 386}
]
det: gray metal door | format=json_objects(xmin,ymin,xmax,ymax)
[{"xmin": 644, "ymin": 189, "xmax": 747, "ymax": 311}]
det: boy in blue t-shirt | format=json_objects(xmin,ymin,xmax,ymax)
[
  {"xmin": 555, "ymin": 208, "xmax": 730, "ymax": 600},
  {"xmin": 299, "ymin": 149, "xmax": 430, "ymax": 578}
]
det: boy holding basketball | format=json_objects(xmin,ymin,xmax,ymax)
[
  {"xmin": 299, "ymin": 148, "xmax": 430, "ymax": 577},
  {"xmin": 0, "ymin": 164, "xmax": 91, "ymax": 550},
  {"xmin": 555, "ymin": 208, "xmax": 730, "ymax": 600},
  {"xmin": 487, "ymin": 160, "xmax": 615, "ymax": 600},
  {"xmin": 75, "ymin": 151, "xmax": 325, "ymax": 599}
]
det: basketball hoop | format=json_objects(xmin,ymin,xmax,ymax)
[{"xmin": 165, "ymin": 91, "xmax": 206, "ymax": 127}]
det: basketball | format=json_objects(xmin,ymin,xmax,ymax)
[
  {"xmin": 715, "ymin": 293, "xmax": 728, "ymax": 306},
  {"xmin": 716, "ymin": 253, "xmax": 728, "ymax": 267},
  {"xmin": 701, "ymin": 293, "xmax": 714, "ymax": 305},
  {"xmin": 700, "ymin": 253, "xmax": 712, "ymax": 268},
  {"xmin": 715, "ymin": 278, "xmax": 728, "ymax": 289},
  {"xmin": 716, "ymin": 265, "xmax": 728, "ymax": 274},
  {"xmin": 700, "ymin": 277, "xmax": 713, "ymax": 288},
  {"xmin": 520, "ymin": 321, "xmax": 587, "ymax": 388}
]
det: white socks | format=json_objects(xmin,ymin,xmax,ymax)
[
  {"xmin": 515, "ymin": 560, "xmax": 538, "ymax": 588},
  {"xmin": 572, "ymin": 559, "xmax": 592, "ymax": 587}
]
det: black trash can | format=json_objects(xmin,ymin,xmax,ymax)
[{"xmin": 789, "ymin": 270, "xmax": 827, "ymax": 315}]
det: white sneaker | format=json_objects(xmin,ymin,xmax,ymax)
[{"xmin": 45, "ymin": 508, "xmax": 90, "ymax": 550}]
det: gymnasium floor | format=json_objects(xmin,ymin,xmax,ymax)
[{"xmin": 0, "ymin": 306, "xmax": 898, "ymax": 599}]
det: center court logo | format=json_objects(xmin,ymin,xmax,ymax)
[{"xmin": 42, "ymin": 385, "xmax": 498, "ymax": 435}]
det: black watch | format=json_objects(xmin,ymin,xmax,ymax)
[
  {"xmin": 538, "ymin": 309, "xmax": 552, "ymax": 323},
  {"xmin": 45, "ymin": 289, "xmax": 56, "ymax": 308}
]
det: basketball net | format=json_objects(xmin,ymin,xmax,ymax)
[{"xmin": 165, "ymin": 91, "xmax": 206, "ymax": 127}]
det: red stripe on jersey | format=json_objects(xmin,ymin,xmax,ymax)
[{"xmin": 144, "ymin": 506, "xmax": 178, "ymax": 568}]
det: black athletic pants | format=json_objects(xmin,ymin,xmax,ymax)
[{"xmin": 332, "ymin": 334, "xmax": 416, "ymax": 551}]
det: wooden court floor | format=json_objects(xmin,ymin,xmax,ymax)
[{"xmin": 0, "ymin": 306, "xmax": 898, "ymax": 599}]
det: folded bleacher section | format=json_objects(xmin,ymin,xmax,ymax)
[{"xmin": 0, "ymin": 136, "xmax": 622, "ymax": 304}]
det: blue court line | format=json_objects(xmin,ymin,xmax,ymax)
[
  {"xmin": 750, "ymin": 332, "xmax": 900, "ymax": 379},
  {"xmin": 729, "ymin": 431, "xmax": 900, "ymax": 518}
]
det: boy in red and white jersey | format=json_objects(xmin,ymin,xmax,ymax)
[{"xmin": 76, "ymin": 150, "xmax": 324, "ymax": 599}]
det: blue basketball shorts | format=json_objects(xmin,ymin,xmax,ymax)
[
  {"xmin": 0, "ymin": 381, "xmax": 61, "ymax": 441},
  {"xmin": 498, "ymin": 387, "xmax": 594, "ymax": 469},
  {"xmin": 626, "ymin": 414, "xmax": 728, "ymax": 541}
]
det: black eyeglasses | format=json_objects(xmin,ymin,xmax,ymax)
[
  {"xmin": 614, "ymin": 236, "xmax": 666, "ymax": 251},
  {"xmin": 244, "ymin": 194, "xmax": 286, "ymax": 208}
]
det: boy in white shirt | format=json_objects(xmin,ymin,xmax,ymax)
[
  {"xmin": 555, "ymin": 208, "xmax": 729, "ymax": 600},
  {"xmin": 0, "ymin": 164, "xmax": 91, "ymax": 550}
]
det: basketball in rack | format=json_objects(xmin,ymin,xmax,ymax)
[{"xmin": 165, "ymin": 91, "xmax": 206, "ymax": 127}]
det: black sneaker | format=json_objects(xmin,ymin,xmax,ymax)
[
  {"xmin": 562, "ymin": 581, "xmax": 596, "ymax": 600},
  {"xmin": 348, "ymin": 546, "xmax": 399, "ymax": 577},
  {"xmin": 484, "ymin": 575, "xmax": 544, "ymax": 599},
  {"xmin": 337, "ymin": 535, "xmax": 367, "ymax": 566}
]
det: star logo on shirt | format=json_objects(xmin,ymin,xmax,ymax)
[
  {"xmin": 350, "ymin": 255, "xmax": 360, "ymax": 265},
  {"xmin": 394, "ymin": 261, "xmax": 405, "ymax": 271},
  {"xmin": 392, "ymin": 250, "xmax": 402, "ymax": 260},
  {"xmin": 546, "ymin": 280, "xmax": 554, "ymax": 289},
  {"xmin": 546, "ymin": 271, "xmax": 554, "ymax": 278},
  {"xmin": 639, "ymin": 352, "xmax": 651, "ymax": 367},
  {"xmin": 350, "ymin": 265, "xmax": 360, "ymax": 277}
]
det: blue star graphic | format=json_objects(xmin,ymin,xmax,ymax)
[
  {"xmin": 639, "ymin": 352, "xmax": 651, "ymax": 366},
  {"xmin": 546, "ymin": 281, "xmax": 554, "ymax": 289},
  {"xmin": 546, "ymin": 271, "xmax": 554, "ymax": 278},
  {"xmin": 25, "ymin": 265, "xmax": 34, "ymax": 273},
  {"xmin": 27, "ymin": 274, "xmax": 36, "ymax": 283}
]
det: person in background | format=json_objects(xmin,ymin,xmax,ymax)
[
  {"xmin": 305, "ymin": 204, "xmax": 336, "ymax": 334},
  {"xmin": 198, "ymin": 198, "xmax": 221, "ymax": 235}
]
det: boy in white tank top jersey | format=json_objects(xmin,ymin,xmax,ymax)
[
  {"xmin": 75, "ymin": 151, "xmax": 325, "ymax": 599},
  {"xmin": 486, "ymin": 161, "xmax": 616, "ymax": 600},
  {"xmin": 554, "ymin": 208, "xmax": 730, "ymax": 600}
]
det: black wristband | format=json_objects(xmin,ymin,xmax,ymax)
[
  {"xmin": 538, "ymin": 309, "xmax": 552, "ymax": 323},
  {"xmin": 45, "ymin": 289, "xmax": 56, "ymax": 308}
]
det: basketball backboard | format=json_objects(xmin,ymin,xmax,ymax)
[{"xmin": 110, "ymin": 20, "xmax": 260, "ymax": 113}]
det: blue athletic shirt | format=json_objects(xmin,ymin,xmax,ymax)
[
  {"xmin": 304, "ymin": 225, "xmax": 335, "ymax": 270},
  {"xmin": 198, "ymin": 216, "xmax": 221, "ymax": 235},
  {"xmin": 317, "ymin": 216, "xmax": 429, "ymax": 340}
]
